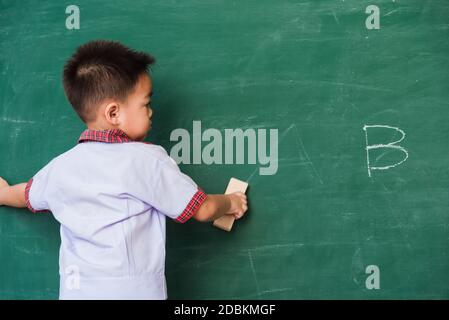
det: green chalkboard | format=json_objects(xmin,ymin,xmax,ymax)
[{"xmin": 1, "ymin": 0, "xmax": 448, "ymax": 299}]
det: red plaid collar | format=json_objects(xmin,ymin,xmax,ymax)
[{"xmin": 78, "ymin": 128, "xmax": 132, "ymax": 144}]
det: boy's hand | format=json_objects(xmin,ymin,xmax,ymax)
[
  {"xmin": 0, "ymin": 178, "xmax": 27, "ymax": 208},
  {"xmin": 0, "ymin": 177, "xmax": 10, "ymax": 206},
  {"xmin": 0, "ymin": 177, "xmax": 9, "ymax": 190},
  {"xmin": 228, "ymin": 192, "xmax": 248, "ymax": 220}
]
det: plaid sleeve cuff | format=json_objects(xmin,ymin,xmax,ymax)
[
  {"xmin": 175, "ymin": 188, "xmax": 206, "ymax": 223},
  {"xmin": 25, "ymin": 178, "xmax": 50, "ymax": 214}
]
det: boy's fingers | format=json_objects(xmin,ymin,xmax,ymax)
[
  {"xmin": 234, "ymin": 206, "xmax": 247, "ymax": 218},
  {"xmin": 230, "ymin": 192, "xmax": 248, "ymax": 219},
  {"xmin": 234, "ymin": 213, "xmax": 241, "ymax": 219}
]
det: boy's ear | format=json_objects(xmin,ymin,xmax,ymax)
[{"xmin": 104, "ymin": 102, "xmax": 121, "ymax": 125}]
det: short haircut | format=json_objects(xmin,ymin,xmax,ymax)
[{"xmin": 63, "ymin": 40, "xmax": 155, "ymax": 123}]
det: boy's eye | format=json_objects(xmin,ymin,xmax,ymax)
[{"xmin": 145, "ymin": 101, "xmax": 151, "ymax": 108}]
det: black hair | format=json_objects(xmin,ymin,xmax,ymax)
[{"xmin": 63, "ymin": 40, "xmax": 155, "ymax": 123}]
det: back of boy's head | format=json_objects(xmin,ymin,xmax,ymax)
[{"xmin": 63, "ymin": 40, "xmax": 155, "ymax": 123}]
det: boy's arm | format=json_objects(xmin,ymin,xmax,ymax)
[
  {"xmin": 193, "ymin": 192, "xmax": 248, "ymax": 222},
  {"xmin": 0, "ymin": 177, "xmax": 27, "ymax": 208}
]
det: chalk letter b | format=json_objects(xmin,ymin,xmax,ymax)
[{"xmin": 363, "ymin": 125, "xmax": 408, "ymax": 177}]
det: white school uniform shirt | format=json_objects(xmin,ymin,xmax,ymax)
[{"xmin": 24, "ymin": 128, "xmax": 206, "ymax": 300}]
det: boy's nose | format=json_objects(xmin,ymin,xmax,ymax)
[{"xmin": 148, "ymin": 108, "xmax": 153, "ymax": 118}]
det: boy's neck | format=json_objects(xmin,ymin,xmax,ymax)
[{"xmin": 86, "ymin": 123, "xmax": 117, "ymax": 131}]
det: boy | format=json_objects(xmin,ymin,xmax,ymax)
[{"xmin": 0, "ymin": 40, "xmax": 248, "ymax": 300}]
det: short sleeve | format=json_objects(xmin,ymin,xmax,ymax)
[
  {"xmin": 25, "ymin": 161, "xmax": 53, "ymax": 213},
  {"xmin": 137, "ymin": 152, "xmax": 206, "ymax": 223}
]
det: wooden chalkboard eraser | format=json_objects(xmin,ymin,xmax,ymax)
[{"xmin": 213, "ymin": 177, "xmax": 248, "ymax": 232}]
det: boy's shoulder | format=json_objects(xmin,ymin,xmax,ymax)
[
  {"xmin": 127, "ymin": 141, "xmax": 173, "ymax": 163},
  {"xmin": 54, "ymin": 141, "xmax": 172, "ymax": 165},
  {"xmin": 113, "ymin": 142, "xmax": 179, "ymax": 169}
]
